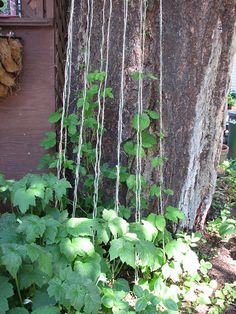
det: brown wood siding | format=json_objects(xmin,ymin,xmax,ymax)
[{"xmin": 0, "ymin": 26, "xmax": 55, "ymax": 179}]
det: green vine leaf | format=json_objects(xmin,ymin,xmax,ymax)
[
  {"xmin": 0, "ymin": 243, "xmax": 24, "ymax": 278},
  {"xmin": 54, "ymin": 178, "xmax": 71, "ymax": 200},
  {"xmin": 109, "ymin": 237, "xmax": 135, "ymax": 268},
  {"xmin": 0, "ymin": 276, "xmax": 14, "ymax": 314},
  {"xmin": 145, "ymin": 109, "xmax": 160, "ymax": 120},
  {"xmin": 132, "ymin": 113, "xmax": 150, "ymax": 131},
  {"xmin": 17, "ymin": 215, "xmax": 46, "ymax": 243},
  {"xmin": 12, "ymin": 187, "xmax": 36, "ymax": 213},
  {"xmin": 165, "ymin": 206, "xmax": 185, "ymax": 223},
  {"xmin": 151, "ymin": 156, "xmax": 165, "ymax": 168},
  {"xmin": 32, "ymin": 306, "xmax": 60, "ymax": 314},
  {"xmin": 48, "ymin": 110, "xmax": 62, "ymax": 124},
  {"xmin": 150, "ymin": 184, "xmax": 161, "ymax": 198},
  {"xmin": 40, "ymin": 132, "xmax": 57, "ymax": 150},
  {"xmin": 141, "ymin": 132, "xmax": 157, "ymax": 148}
]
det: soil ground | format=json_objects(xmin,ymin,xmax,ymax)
[{"xmin": 198, "ymin": 172, "xmax": 236, "ymax": 314}]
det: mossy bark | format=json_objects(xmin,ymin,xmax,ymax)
[{"xmin": 70, "ymin": 0, "xmax": 236, "ymax": 229}]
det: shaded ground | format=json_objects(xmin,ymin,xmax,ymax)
[{"xmin": 198, "ymin": 170, "xmax": 236, "ymax": 314}]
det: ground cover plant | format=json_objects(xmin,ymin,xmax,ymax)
[
  {"xmin": 0, "ymin": 173, "xmax": 229, "ymax": 314},
  {"xmin": 0, "ymin": 72, "xmax": 235, "ymax": 314}
]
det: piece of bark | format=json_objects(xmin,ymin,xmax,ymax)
[
  {"xmin": 0, "ymin": 38, "xmax": 20, "ymax": 73},
  {"xmin": 0, "ymin": 62, "xmax": 15, "ymax": 87},
  {"xmin": 0, "ymin": 83, "xmax": 8, "ymax": 97}
]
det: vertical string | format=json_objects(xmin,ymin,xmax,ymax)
[
  {"xmin": 73, "ymin": 0, "xmax": 94, "ymax": 217},
  {"xmin": 135, "ymin": 0, "xmax": 147, "ymax": 285},
  {"xmin": 135, "ymin": 0, "xmax": 147, "ymax": 224},
  {"xmin": 57, "ymin": 0, "xmax": 75, "ymax": 179},
  {"xmin": 115, "ymin": 0, "xmax": 128, "ymax": 212},
  {"xmin": 93, "ymin": 0, "xmax": 106, "ymax": 218},
  {"xmin": 159, "ymin": 0, "xmax": 164, "ymax": 215},
  {"xmin": 93, "ymin": 0, "xmax": 113, "ymax": 218}
]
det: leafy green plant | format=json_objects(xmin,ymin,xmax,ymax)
[
  {"xmin": 0, "ymin": 71, "xmax": 233, "ymax": 313},
  {"xmin": 208, "ymin": 160, "xmax": 236, "ymax": 238},
  {"xmin": 0, "ymin": 176, "xmax": 227, "ymax": 313},
  {"xmin": 227, "ymin": 93, "xmax": 236, "ymax": 107},
  {"xmin": 208, "ymin": 282, "xmax": 236, "ymax": 314}
]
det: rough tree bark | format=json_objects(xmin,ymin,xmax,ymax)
[{"xmin": 69, "ymin": 0, "xmax": 236, "ymax": 229}]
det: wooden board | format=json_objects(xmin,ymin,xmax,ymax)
[{"xmin": 0, "ymin": 26, "xmax": 55, "ymax": 179}]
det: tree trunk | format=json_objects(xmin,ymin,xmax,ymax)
[{"xmin": 70, "ymin": 0, "xmax": 236, "ymax": 229}]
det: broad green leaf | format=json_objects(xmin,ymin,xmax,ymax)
[
  {"xmin": 131, "ymin": 71, "xmax": 143, "ymax": 81},
  {"xmin": 150, "ymin": 184, "xmax": 161, "ymax": 198},
  {"xmin": 126, "ymin": 174, "xmax": 136, "ymax": 190},
  {"xmin": 165, "ymin": 240, "xmax": 178, "ymax": 260},
  {"xmin": 145, "ymin": 109, "xmax": 159, "ymax": 120},
  {"xmin": 113, "ymin": 279, "xmax": 130, "ymax": 293},
  {"xmin": 18, "ymin": 264, "xmax": 46, "ymax": 289},
  {"xmin": 48, "ymin": 110, "xmax": 61, "ymax": 124},
  {"xmin": 102, "ymin": 209, "xmax": 118, "ymax": 221},
  {"xmin": 130, "ymin": 221, "xmax": 157, "ymax": 242},
  {"xmin": 40, "ymin": 131, "xmax": 56, "ymax": 149},
  {"xmin": 12, "ymin": 187, "xmax": 36, "ymax": 213},
  {"xmin": 32, "ymin": 290, "xmax": 56, "ymax": 310},
  {"xmin": 132, "ymin": 113, "xmax": 150, "ymax": 131},
  {"xmin": 162, "ymin": 261, "xmax": 182, "ymax": 282},
  {"xmin": 165, "ymin": 206, "xmax": 185, "ymax": 223},
  {"xmin": 96, "ymin": 222, "xmax": 110, "ymax": 244},
  {"xmin": 83, "ymin": 285, "xmax": 101, "ymax": 314},
  {"xmin": 0, "ymin": 276, "xmax": 14, "ymax": 314},
  {"xmin": 87, "ymin": 71, "xmax": 106, "ymax": 82},
  {"xmin": 102, "ymin": 295, "xmax": 114, "ymax": 308},
  {"xmin": 135, "ymin": 298, "xmax": 148, "ymax": 312},
  {"xmin": 54, "ymin": 178, "xmax": 71, "ymax": 199},
  {"xmin": 42, "ymin": 217, "xmax": 60, "ymax": 244},
  {"xmin": 74, "ymin": 254, "xmax": 101, "ymax": 282},
  {"xmin": 48, "ymin": 278, "xmax": 66, "ymax": 303},
  {"xmin": 103, "ymin": 87, "xmax": 114, "ymax": 99},
  {"xmin": 17, "ymin": 215, "xmax": 46, "ymax": 242},
  {"xmin": 65, "ymin": 283, "xmax": 85, "ymax": 311},
  {"xmin": 182, "ymin": 250, "xmax": 200, "ymax": 275},
  {"xmin": 0, "ymin": 244, "xmax": 23, "ymax": 277},
  {"xmin": 66, "ymin": 218, "xmax": 95, "ymax": 237},
  {"xmin": 151, "ymin": 156, "xmax": 165, "ymax": 168},
  {"xmin": 136, "ymin": 240, "xmax": 157, "ymax": 268},
  {"xmin": 0, "ymin": 213, "xmax": 19, "ymax": 243},
  {"xmin": 60, "ymin": 237, "xmax": 94, "ymax": 261},
  {"xmin": 142, "ymin": 132, "xmax": 157, "ymax": 148},
  {"xmin": 147, "ymin": 214, "xmax": 166, "ymax": 232},
  {"xmin": 219, "ymin": 220, "xmax": 236, "ymax": 237},
  {"xmin": 165, "ymin": 239, "xmax": 189, "ymax": 260},
  {"xmin": 32, "ymin": 306, "xmax": 60, "ymax": 314},
  {"xmin": 163, "ymin": 188, "xmax": 174, "ymax": 196},
  {"xmin": 163, "ymin": 299, "xmax": 178, "ymax": 311},
  {"xmin": 27, "ymin": 243, "xmax": 42, "ymax": 262},
  {"xmin": 133, "ymin": 285, "xmax": 143, "ymax": 298},
  {"xmin": 124, "ymin": 141, "xmax": 136, "ymax": 155},
  {"xmin": 108, "ymin": 217, "xmax": 129, "ymax": 238},
  {"xmin": 109, "ymin": 237, "xmax": 135, "ymax": 268},
  {"xmin": 38, "ymin": 250, "xmax": 53, "ymax": 276}
]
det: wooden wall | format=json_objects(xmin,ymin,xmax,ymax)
[{"xmin": 0, "ymin": 1, "xmax": 59, "ymax": 179}]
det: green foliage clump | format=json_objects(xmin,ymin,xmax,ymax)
[
  {"xmin": 208, "ymin": 160, "xmax": 236, "ymax": 238},
  {"xmin": 0, "ymin": 71, "xmax": 235, "ymax": 313},
  {"xmin": 1, "ymin": 174, "xmax": 234, "ymax": 313}
]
